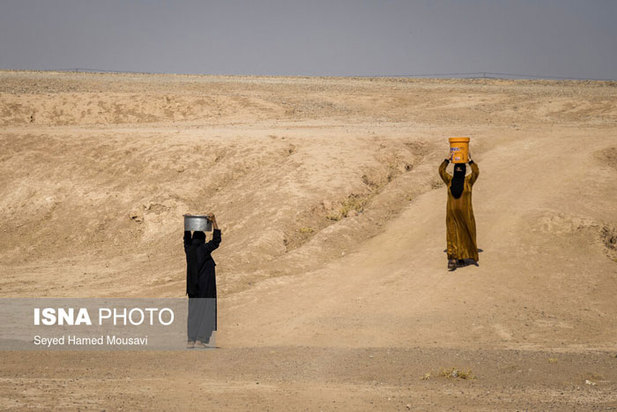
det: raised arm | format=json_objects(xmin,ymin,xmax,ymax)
[
  {"xmin": 204, "ymin": 213, "xmax": 221, "ymax": 253},
  {"xmin": 469, "ymin": 160, "xmax": 479, "ymax": 186},
  {"xmin": 439, "ymin": 159, "xmax": 451, "ymax": 185}
]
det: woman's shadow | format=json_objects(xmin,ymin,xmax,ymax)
[{"xmin": 443, "ymin": 249, "xmax": 483, "ymax": 268}]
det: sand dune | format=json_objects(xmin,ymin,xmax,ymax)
[{"xmin": 1, "ymin": 71, "xmax": 616, "ymax": 409}]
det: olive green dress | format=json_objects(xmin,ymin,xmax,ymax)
[{"xmin": 439, "ymin": 160, "xmax": 480, "ymax": 261}]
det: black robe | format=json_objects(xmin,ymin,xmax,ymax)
[
  {"xmin": 184, "ymin": 229, "xmax": 221, "ymax": 341},
  {"xmin": 184, "ymin": 229, "xmax": 221, "ymax": 298}
]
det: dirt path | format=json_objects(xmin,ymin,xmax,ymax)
[{"xmin": 220, "ymin": 127, "xmax": 617, "ymax": 352}]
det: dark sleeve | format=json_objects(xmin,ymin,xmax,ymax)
[
  {"xmin": 204, "ymin": 229, "xmax": 222, "ymax": 253},
  {"xmin": 469, "ymin": 162, "xmax": 480, "ymax": 186},
  {"xmin": 438, "ymin": 159, "xmax": 451, "ymax": 185},
  {"xmin": 183, "ymin": 231, "xmax": 191, "ymax": 252}
]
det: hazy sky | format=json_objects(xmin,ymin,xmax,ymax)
[{"xmin": 1, "ymin": 0, "xmax": 616, "ymax": 79}]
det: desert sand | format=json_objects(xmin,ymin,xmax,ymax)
[{"xmin": 1, "ymin": 70, "xmax": 617, "ymax": 410}]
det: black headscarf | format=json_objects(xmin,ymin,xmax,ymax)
[
  {"xmin": 192, "ymin": 231, "xmax": 206, "ymax": 242},
  {"xmin": 187, "ymin": 231, "xmax": 206, "ymax": 296},
  {"xmin": 450, "ymin": 163, "xmax": 466, "ymax": 199}
]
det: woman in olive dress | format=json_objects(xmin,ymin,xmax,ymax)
[{"xmin": 438, "ymin": 155, "xmax": 479, "ymax": 271}]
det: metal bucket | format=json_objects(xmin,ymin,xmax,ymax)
[{"xmin": 184, "ymin": 215, "xmax": 212, "ymax": 231}]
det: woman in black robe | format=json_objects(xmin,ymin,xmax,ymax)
[{"xmin": 184, "ymin": 213, "xmax": 221, "ymax": 348}]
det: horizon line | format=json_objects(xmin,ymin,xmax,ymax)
[{"xmin": 1, "ymin": 67, "xmax": 615, "ymax": 82}]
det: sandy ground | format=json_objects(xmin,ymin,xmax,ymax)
[{"xmin": 1, "ymin": 71, "xmax": 617, "ymax": 410}]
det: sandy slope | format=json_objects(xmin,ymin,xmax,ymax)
[{"xmin": 1, "ymin": 71, "xmax": 617, "ymax": 410}]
